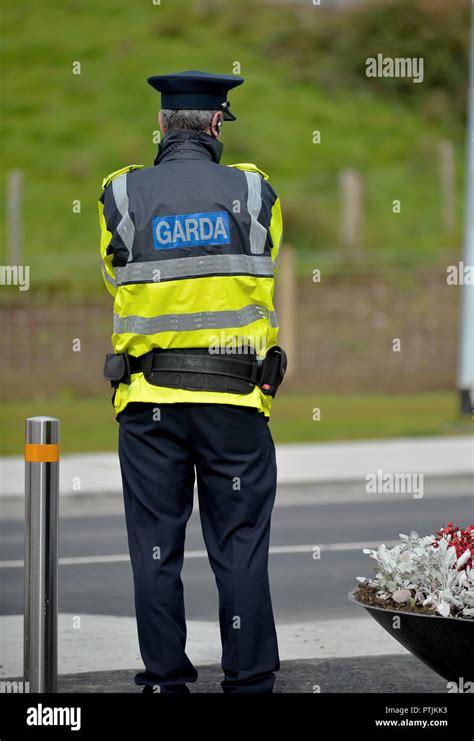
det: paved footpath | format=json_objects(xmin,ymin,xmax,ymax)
[
  {"xmin": 0, "ymin": 613, "xmax": 449, "ymax": 693},
  {"xmin": 1, "ymin": 435, "xmax": 472, "ymax": 497}
]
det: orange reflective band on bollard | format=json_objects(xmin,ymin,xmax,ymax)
[{"xmin": 24, "ymin": 443, "xmax": 60, "ymax": 462}]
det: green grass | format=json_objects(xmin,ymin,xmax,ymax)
[
  {"xmin": 0, "ymin": 391, "xmax": 469, "ymax": 456},
  {"xmin": 270, "ymin": 391, "xmax": 471, "ymax": 444},
  {"xmin": 1, "ymin": 0, "xmax": 468, "ymax": 300}
]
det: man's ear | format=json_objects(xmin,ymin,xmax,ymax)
[
  {"xmin": 158, "ymin": 110, "xmax": 166, "ymax": 135},
  {"xmin": 211, "ymin": 112, "xmax": 223, "ymax": 138}
]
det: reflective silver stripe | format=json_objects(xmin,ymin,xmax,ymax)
[
  {"xmin": 112, "ymin": 173, "xmax": 135, "ymax": 261},
  {"xmin": 114, "ymin": 254, "xmax": 274, "ymax": 284},
  {"xmin": 244, "ymin": 171, "xmax": 267, "ymax": 255},
  {"xmin": 113, "ymin": 304, "xmax": 278, "ymax": 335},
  {"xmin": 100, "ymin": 258, "xmax": 117, "ymax": 288}
]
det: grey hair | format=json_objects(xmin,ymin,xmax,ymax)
[{"xmin": 160, "ymin": 108, "xmax": 219, "ymax": 132}]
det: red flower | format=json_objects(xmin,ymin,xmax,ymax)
[{"xmin": 432, "ymin": 522, "xmax": 474, "ymax": 570}]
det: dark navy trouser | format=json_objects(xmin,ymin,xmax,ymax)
[{"xmin": 117, "ymin": 402, "xmax": 280, "ymax": 693}]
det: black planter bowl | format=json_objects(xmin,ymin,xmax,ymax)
[{"xmin": 348, "ymin": 589, "xmax": 474, "ymax": 683}]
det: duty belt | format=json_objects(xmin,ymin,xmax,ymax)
[{"xmin": 103, "ymin": 346, "xmax": 287, "ymax": 397}]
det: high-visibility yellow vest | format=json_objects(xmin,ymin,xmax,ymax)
[{"xmin": 98, "ymin": 134, "xmax": 283, "ymax": 417}]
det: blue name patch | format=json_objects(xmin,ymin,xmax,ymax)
[{"xmin": 152, "ymin": 211, "xmax": 231, "ymax": 250}]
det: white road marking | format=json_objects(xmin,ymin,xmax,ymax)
[
  {"xmin": 0, "ymin": 612, "xmax": 408, "ymax": 678},
  {"xmin": 0, "ymin": 540, "xmax": 398, "ymax": 569}
]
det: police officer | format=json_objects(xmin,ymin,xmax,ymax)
[{"xmin": 98, "ymin": 71, "xmax": 286, "ymax": 694}]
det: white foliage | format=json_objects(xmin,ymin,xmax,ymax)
[
  {"xmin": 360, "ymin": 530, "xmax": 474, "ymax": 619},
  {"xmin": 393, "ymin": 589, "xmax": 411, "ymax": 603}
]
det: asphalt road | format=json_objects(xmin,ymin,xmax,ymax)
[{"xmin": 1, "ymin": 476, "xmax": 472, "ymax": 623}]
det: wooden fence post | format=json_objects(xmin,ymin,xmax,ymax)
[
  {"xmin": 339, "ymin": 168, "xmax": 363, "ymax": 254},
  {"xmin": 439, "ymin": 140, "xmax": 455, "ymax": 233},
  {"xmin": 7, "ymin": 169, "xmax": 23, "ymax": 265},
  {"xmin": 275, "ymin": 244, "xmax": 296, "ymax": 381}
]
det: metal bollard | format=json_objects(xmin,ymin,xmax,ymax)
[{"xmin": 24, "ymin": 416, "xmax": 60, "ymax": 693}]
